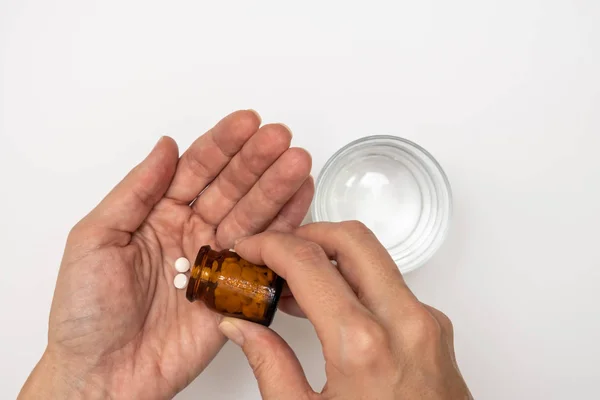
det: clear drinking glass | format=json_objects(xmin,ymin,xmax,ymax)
[{"xmin": 311, "ymin": 135, "xmax": 452, "ymax": 274}]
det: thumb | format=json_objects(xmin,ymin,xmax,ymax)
[
  {"xmin": 76, "ymin": 136, "xmax": 178, "ymax": 247},
  {"xmin": 219, "ymin": 318, "xmax": 314, "ymax": 400}
]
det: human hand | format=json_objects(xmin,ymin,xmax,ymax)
[
  {"xmin": 221, "ymin": 222, "xmax": 472, "ymax": 400},
  {"xmin": 18, "ymin": 110, "xmax": 313, "ymax": 399}
]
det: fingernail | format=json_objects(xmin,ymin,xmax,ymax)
[
  {"xmin": 219, "ymin": 320, "xmax": 245, "ymax": 346},
  {"xmin": 247, "ymin": 109, "xmax": 262, "ymax": 124}
]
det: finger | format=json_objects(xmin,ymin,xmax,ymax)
[
  {"xmin": 234, "ymin": 232, "xmax": 370, "ymax": 347},
  {"xmin": 295, "ymin": 221, "xmax": 420, "ymax": 317},
  {"xmin": 192, "ymin": 123, "xmax": 292, "ymax": 225},
  {"xmin": 216, "ymin": 148, "xmax": 311, "ymax": 249},
  {"xmin": 165, "ymin": 110, "xmax": 261, "ymax": 204},
  {"xmin": 278, "ymin": 296, "xmax": 307, "ymax": 318},
  {"xmin": 219, "ymin": 318, "xmax": 313, "ymax": 400},
  {"xmin": 422, "ymin": 304, "xmax": 455, "ymax": 354},
  {"xmin": 265, "ymin": 176, "xmax": 314, "ymax": 233},
  {"xmin": 277, "ymin": 284, "xmax": 308, "ymax": 317},
  {"xmin": 78, "ymin": 136, "xmax": 178, "ymax": 246}
]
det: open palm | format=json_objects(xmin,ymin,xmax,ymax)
[{"xmin": 45, "ymin": 111, "xmax": 313, "ymax": 399}]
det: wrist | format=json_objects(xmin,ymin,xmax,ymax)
[{"xmin": 18, "ymin": 348, "xmax": 109, "ymax": 399}]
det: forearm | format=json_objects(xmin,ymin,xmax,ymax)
[{"xmin": 18, "ymin": 349, "xmax": 109, "ymax": 400}]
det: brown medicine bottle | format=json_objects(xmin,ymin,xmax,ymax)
[{"xmin": 186, "ymin": 245, "xmax": 285, "ymax": 326}]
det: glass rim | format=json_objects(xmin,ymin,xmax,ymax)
[{"xmin": 311, "ymin": 135, "xmax": 453, "ymax": 274}]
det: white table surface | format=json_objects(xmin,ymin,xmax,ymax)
[{"xmin": 1, "ymin": 1, "xmax": 599, "ymax": 399}]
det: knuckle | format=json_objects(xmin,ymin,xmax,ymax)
[
  {"xmin": 342, "ymin": 319, "xmax": 391, "ymax": 369},
  {"xmin": 246, "ymin": 332, "xmax": 286, "ymax": 380},
  {"xmin": 184, "ymin": 150, "xmax": 211, "ymax": 179},
  {"xmin": 248, "ymin": 350, "xmax": 277, "ymax": 380},
  {"xmin": 423, "ymin": 304, "xmax": 454, "ymax": 337},
  {"xmin": 403, "ymin": 308, "xmax": 443, "ymax": 348},
  {"xmin": 434, "ymin": 309, "xmax": 454, "ymax": 336},
  {"xmin": 291, "ymin": 241, "xmax": 326, "ymax": 264},
  {"xmin": 131, "ymin": 185, "xmax": 157, "ymax": 209},
  {"xmin": 339, "ymin": 220, "xmax": 375, "ymax": 240},
  {"xmin": 224, "ymin": 210, "xmax": 262, "ymax": 242},
  {"xmin": 258, "ymin": 180, "xmax": 288, "ymax": 206},
  {"xmin": 239, "ymin": 148, "xmax": 266, "ymax": 177}
]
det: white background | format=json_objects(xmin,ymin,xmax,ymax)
[{"xmin": 1, "ymin": 1, "xmax": 599, "ymax": 399}]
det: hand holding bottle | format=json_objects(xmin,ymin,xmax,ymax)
[{"xmin": 222, "ymin": 221, "xmax": 473, "ymax": 400}]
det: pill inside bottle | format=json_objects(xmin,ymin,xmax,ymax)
[{"xmin": 186, "ymin": 245, "xmax": 284, "ymax": 326}]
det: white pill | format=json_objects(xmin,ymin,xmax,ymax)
[
  {"xmin": 174, "ymin": 257, "xmax": 191, "ymax": 273},
  {"xmin": 173, "ymin": 273, "xmax": 188, "ymax": 289}
]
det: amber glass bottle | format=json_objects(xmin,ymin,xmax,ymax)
[{"xmin": 186, "ymin": 245, "xmax": 284, "ymax": 326}]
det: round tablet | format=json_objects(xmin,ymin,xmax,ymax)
[
  {"xmin": 174, "ymin": 257, "xmax": 191, "ymax": 273},
  {"xmin": 174, "ymin": 273, "xmax": 188, "ymax": 289}
]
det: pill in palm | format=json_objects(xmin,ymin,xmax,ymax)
[
  {"xmin": 174, "ymin": 257, "xmax": 191, "ymax": 273},
  {"xmin": 174, "ymin": 273, "xmax": 188, "ymax": 289}
]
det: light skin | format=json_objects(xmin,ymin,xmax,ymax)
[
  {"xmin": 18, "ymin": 110, "xmax": 314, "ymax": 399},
  {"xmin": 18, "ymin": 110, "xmax": 472, "ymax": 399},
  {"xmin": 226, "ymin": 223, "xmax": 473, "ymax": 399}
]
